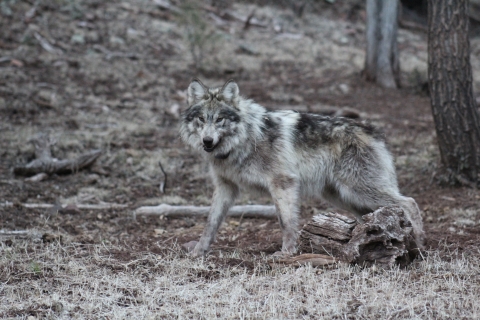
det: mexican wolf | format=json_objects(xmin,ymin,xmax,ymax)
[{"xmin": 180, "ymin": 79, "xmax": 425, "ymax": 257}]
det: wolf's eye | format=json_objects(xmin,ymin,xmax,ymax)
[
  {"xmin": 198, "ymin": 116, "xmax": 205, "ymax": 123},
  {"xmin": 216, "ymin": 117, "xmax": 224, "ymax": 123}
]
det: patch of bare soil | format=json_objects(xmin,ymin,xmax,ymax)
[{"xmin": 1, "ymin": 0, "xmax": 480, "ymax": 318}]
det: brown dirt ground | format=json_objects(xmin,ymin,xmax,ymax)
[{"xmin": 1, "ymin": 0, "xmax": 479, "ymax": 278}]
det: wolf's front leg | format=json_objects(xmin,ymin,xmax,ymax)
[
  {"xmin": 269, "ymin": 176, "xmax": 300, "ymax": 256},
  {"xmin": 191, "ymin": 177, "xmax": 239, "ymax": 257}
]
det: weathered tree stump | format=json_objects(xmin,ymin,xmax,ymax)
[{"xmin": 299, "ymin": 206, "xmax": 420, "ymax": 268}]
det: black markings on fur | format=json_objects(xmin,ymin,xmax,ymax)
[
  {"xmin": 359, "ymin": 121, "xmax": 385, "ymax": 141},
  {"xmin": 295, "ymin": 113, "xmax": 385, "ymax": 149},
  {"xmin": 261, "ymin": 115, "xmax": 281, "ymax": 144},
  {"xmin": 215, "ymin": 152, "xmax": 230, "ymax": 160},
  {"xmin": 183, "ymin": 105, "xmax": 202, "ymax": 122},
  {"xmin": 340, "ymin": 144, "xmax": 375, "ymax": 167},
  {"xmin": 278, "ymin": 214, "xmax": 285, "ymax": 230},
  {"xmin": 350, "ymin": 205, "xmax": 373, "ymax": 216},
  {"xmin": 323, "ymin": 182, "xmax": 340, "ymax": 199},
  {"xmin": 295, "ymin": 113, "xmax": 333, "ymax": 148},
  {"xmin": 272, "ymin": 176, "xmax": 296, "ymax": 190},
  {"xmin": 218, "ymin": 107, "xmax": 241, "ymax": 123}
]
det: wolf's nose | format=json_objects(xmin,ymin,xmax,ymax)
[{"xmin": 203, "ymin": 136, "xmax": 214, "ymax": 147}]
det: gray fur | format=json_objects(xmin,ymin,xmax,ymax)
[{"xmin": 181, "ymin": 79, "xmax": 425, "ymax": 257}]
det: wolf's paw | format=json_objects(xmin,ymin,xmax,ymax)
[
  {"xmin": 185, "ymin": 241, "xmax": 209, "ymax": 257},
  {"xmin": 182, "ymin": 241, "xmax": 198, "ymax": 253},
  {"xmin": 270, "ymin": 251, "xmax": 294, "ymax": 260}
]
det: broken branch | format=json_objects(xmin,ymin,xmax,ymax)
[
  {"xmin": 270, "ymin": 253, "xmax": 338, "ymax": 268},
  {"xmin": 1, "ymin": 202, "xmax": 127, "ymax": 209},
  {"xmin": 13, "ymin": 133, "xmax": 102, "ymax": 177},
  {"xmin": 133, "ymin": 204, "xmax": 276, "ymax": 219}
]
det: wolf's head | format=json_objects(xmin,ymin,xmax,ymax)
[{"xmin": 180, "ymin": 79, "xmax": 243, "ymax": 159}]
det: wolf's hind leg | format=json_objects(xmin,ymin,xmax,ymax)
[
  {"xmin": 269, "ymin": 176, "xmax": 300, "ymax": 255},
  {"xmin": 338, "ymin": 184, "xmax": 425, "ymax": 249},
  {"xmin": 191, "ymin": 178, "xmax": 239, "ymax": 257}
]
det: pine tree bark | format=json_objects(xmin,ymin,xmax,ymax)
[
  {"xmin": 365, "ymin": 0, "xmax": 400, "ymax": 88},
  {"xmin": 428, "ymin": 0, "xmax": 480, "ymax": 186}
]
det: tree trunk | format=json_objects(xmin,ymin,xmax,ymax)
[
  {"xmin": 428, "ymin": 0, "xmax": 480, "ymax": 186},
  {"xmin": 365, "ymin": 0, "xmax": 400, "ymax": 88}
]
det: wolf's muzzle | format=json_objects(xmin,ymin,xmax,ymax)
[{"xmin": 203, "ymin": 136, "xmax": 216, "ymax": 152}]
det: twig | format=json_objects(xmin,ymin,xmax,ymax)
[
  {"xmin": 34, "ymin": 32, "xmax": 63, "ymax": 55},
  {"xmin": 243, "ymin": 9, "xmax": 256, "ymax": 30},
  {"xmin": 223, "ymin": 10, "xmax": 268, "ymax": 28},
  {"xmin": 153, "ymin": 0, "xmax": 181, "ymax": 14},
  {"xmin": 92, "ymin": 44, "xmax": 142, "ymax": 61},
  {"xmin": 270, "ymin": 253, "xmax": 338, "ymax": 268},
  {"xmin": 158, "ymin": 161, "xmax": 167, "ymax": 193},
  {"xmin": 134, "ymin": 204, "xmax": 276, "ymax": 219}
]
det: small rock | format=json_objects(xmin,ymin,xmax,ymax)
[
  {"xmin": 52, "ymin": 301, "xmax": 64, "ymax": 313},
  {"xmin": 71, "ymin": 33, "xmax": 85, "ymax": 44},
  {"xmin": 126, "ymin": 28, "xmax": 145, "ymax": 41},
  {"xmin": 154, "ymin": 228, "xmax": 166, "ymax": 235},
  {"xmin": 166, "ymin": 103, "xmax": 180, "ymax": 119},
  {"xmin": 35, "ymin": 90, "xmax": 59, "ymax": 109},
  {"xmin": 339, "ymin": 83, "xmax": 350, "ymax": 94},
  {"xmin": 237, "ymin": 43, "xmax": 259, "ymax": 56},
  {"xmin": 110, "ymin": 36, "xmax": 125, "ymax": 46},
  {"xmin": 42, "ymin": 233, "xmax": 63, "ymax": 243},
  {"xmin": 86, "ymin": 31, "xmax": 100, "ymax": 43},
  {"xmin": 60, "ymin": 204, "xmax": 81, "ymax": 215},
  {"xmin": 338, "ymin": 36, "xmax": 349, "ymax": 44},
  {"xmin": 454, "ymin": 218, "xmax": 475, "ymax": 227}
]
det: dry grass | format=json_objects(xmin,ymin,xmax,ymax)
[{"xmin": 1, "ymin": 238, "xmax": 479, "ymax": 319}]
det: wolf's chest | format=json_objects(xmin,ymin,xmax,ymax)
[{"xmin": 214, "ymin": 160, "xmax": 271, "ymax": 191}]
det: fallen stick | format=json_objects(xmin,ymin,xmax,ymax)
[
  {"xmin": 1, "ymin": 202, "xmax": 127, "ymax": 210},
  {"xmin": 13, "ymin": 133, "xmax": 102, "ymax": 177},
  {"xmin": 270, "ymin": 253, "xmax": 338, "ymax": 268},
  {"xmin": 0, "ymin": 230, "xmax": 29, "ymax": 236},
  {"xmin": 134, "ymin": 204, "xmax": 276, "ymax": 219}
]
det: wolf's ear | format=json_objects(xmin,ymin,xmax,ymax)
[
  {"xmin": 219, "ymin": 79, "xmax": 239, "ymax": 104},
  {"xmin": 187, "ymin": 78, "xmax": 207, "ymax": 105}
]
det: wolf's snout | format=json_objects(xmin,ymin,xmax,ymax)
[
  {"xmin": 203, "ymin": 136, "xmax": 215, "ymax": 152},
  {"xmin": 203, "ymin": 136, "xmax": 214, "ymax": 146}
]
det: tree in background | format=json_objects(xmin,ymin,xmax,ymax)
[
  {"xmin": 364, "ymin": 0, "xmax": 400, "ymax": 88},
  {"xmin": 428, "ymin": 0, "xmax": 480, "ymax": 187}
]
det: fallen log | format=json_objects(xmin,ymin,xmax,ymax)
[
  {"xmin": 133, "ymin": 204, "xmax": 276, "ymax": 219},
  {"xmin": 299, "ymin": 206, "xmax": 420, "ymax": 268},
  {"xmin": 1, "ymin": 202, "xmax": 127, "ymax": 211},
  {"xmin": 14, "ymin": 133, "xmax": 102, "ymax": 177}
]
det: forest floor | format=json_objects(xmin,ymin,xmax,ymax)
[{"xmin": 1, "ymin": 0, "xmax": 479, "ymax": 319}]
